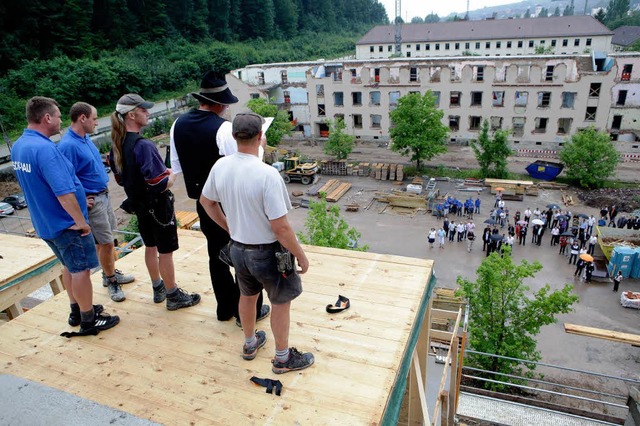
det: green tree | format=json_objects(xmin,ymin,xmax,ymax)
[
  {"xmin": 246, "ymin": 97, "xmax": 293, "ymax": 146},
  {"xmin": 538, "ymin": 7, "xmax": 548, "ymax": 17},
  {"xmin": 534, "ymin": 45, "xmax": 555, "ymax": 54},
  {"xmin": 389, "ymin": 91, "xmax": 448, "ymax": 170},
  {"xmin": 471, "ymin": 120, "xmax": 512, "ymax": 179},
  {"xmin": 297, "ymin": 198, "xmax": 367, "ymax": 251},
  {"xmin": 595, "ymin": 8, "xmax": 607, "ymax": 23},
  {"xmin": 553, "ymin": 6, "xmax": 561, "ymax": 16},
  {"xmin": 563, "ymin": 4, "xmax": 574, "ymax": 16},
  {"xmin": 457, "ymin": 247, "xmax": 578, "ymax": 390},
  {"xmin": 523, "ymin": 8, "xmax": 531, "ymax": 18},
  {"xmin": 425, "ymin": 13, "xmax": 440, "ymax": 23},
  {"xmin": 558, "ymin": 127, "xmax": 620, "ymax": 188},
  {"xmin": 411, "ymin": 16, "xmax": 424, "ymax": 23},
  {"xmin": 606, "ymin": 0, "xmax": 630, "ymax": 23},
  {"xmin": 324, "ymin": 118, "xmax": 354, "ymax": 160}
]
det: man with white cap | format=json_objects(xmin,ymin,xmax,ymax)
[
  {"xmin": 170, "ymin": 71, "xmax": 269, "ymax": 325},
  {"xmin": 110, "ymin": 93, "xmax": 200, "ymax": 310},
  {"xmin": 199, "ymin": 110, "xmax": 314, "ymax": 374}
]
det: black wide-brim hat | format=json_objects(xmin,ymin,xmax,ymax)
[{"xmin": 191, "ymin": 71, "xmax": 239, "ymax": 105}]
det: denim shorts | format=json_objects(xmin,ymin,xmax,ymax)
[
  {"xmin": 88, "ymin": 192, "xmax": 116, "ymax": 245},
  {"xmin": 44, "ymin": 229, "xmax": 99, "ymax": 273},
  {"xmin": 230, "ymin": 241, "xmax": 302, "ymax": 305}
]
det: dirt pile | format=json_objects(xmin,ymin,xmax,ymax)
[{"xmin": 576, "ymin": 188, "xmax": 640, "ymax": 212}]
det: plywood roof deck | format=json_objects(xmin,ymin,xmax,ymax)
[{"xmin": 0, "ymin": 230, "xmax": 434, "ymax": 425}]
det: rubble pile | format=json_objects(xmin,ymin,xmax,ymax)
[{"xmin": 577, "ymin": 188, "xmax": 640, "ymax": 212}]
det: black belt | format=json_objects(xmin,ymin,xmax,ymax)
[
  {"xmin": 232, "ymin": 240, "xmax": 279, "ymax": 250},
  {"xmin": 87, "ymin": 189, "xmax": 108, "ymax": 196}
]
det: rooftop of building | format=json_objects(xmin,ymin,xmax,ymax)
[{"xmin": 612, "ymin": 25, "xmax": 640, "ymax": 46}]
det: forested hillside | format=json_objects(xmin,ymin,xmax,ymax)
[{"xmin": 0, "ymin": 0, "xmax": 388, "ymax": 135}]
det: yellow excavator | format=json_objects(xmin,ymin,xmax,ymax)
[{"xmin": 282, "ymin": 157, "xmax": 318, "ymax": 185}]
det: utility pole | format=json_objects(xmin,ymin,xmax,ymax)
[{"xmin": 394, "ymin": 0, "xmax": 402, "ymax": 55}]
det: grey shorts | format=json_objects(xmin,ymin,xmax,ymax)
[
  {"xmin": 88, "ymin": 192, "xmax": 116, "ymax": 245},
  {"xmin": 230, "ymin": 241, "xmax": 302, "ymax": 305}
]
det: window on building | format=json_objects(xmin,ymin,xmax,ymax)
[
  {"xmin": 589, "ymin": 83, "xmax": 601, "ymax": 97},
  {"xmin": 465, "ymin": 42, "xmax": 470, "ymax": 49},
  {"xmin": 334, "ymin": 114, "xmax": 344, "ymax": 123},
  {"xmin": 388, "ymin": 45, "xmax": 393, "ymax": 51},
  {"xmin": 406, "ymin": 52, "xmax": 411, "ymax": 57},
  {"xmin": 612, "ymin": 115, "xmax": 622, "ymax": 130},
  {"xmin": 518, "ymin": 40, "xmax": 523, "ymax": 48},
  {"xmin": 534, "ymin": 117, "xmax": 548, "ymax": 132},
  {"xmin": 416, "ymin": 44, "xmax": 421, "ymax": 51},
  {"xmin": 622, "ymin": 64, "xmax": 633, "ymax": 80},
  {"xmin": 538, "ymin": 92, "xmax": 551, "ymax": 107},
  {"xmin": 528, "ymin": 40, "xmax": 534, "ymax": 48},
  {"xmin": 352, "ymin": 92, "xmax": 362, "ymax": 106},
  {"xmin": 374, "ymin": 68, "xmax": 380, "ymax": 82},
  {"xmin": 574, "ymin": 38, "xmax": 580, "ymax": 46},
  {"xmin": 449, "ymin": 116, "xmax": 460, "ymax": 131},
  {"xmin": 450, "ymin": 91, "xmax": 461, "ymax": 106},
  {"xmin": 507, "ymin": 41, "xmax": 512, "ymax": 48},
  {"xmin": 617, "ymin": 90, "xmax": 628, "ymax": 106},
  {"xmin": 558, "ymin": 118, "xmax": 572, "ymax": 134},
  {"xmin": 471, "ymin": 91, "xmax": 483, "ymax": 106},
  {"xmin": 370, "ymin": 91, "xmax": 381, "ymax": 106},
  {"xmin": 318, "ymin": 104, "xmax": 325, "ymax": 116},
  {"xmin": 512, "ymin": 117, "xmax": 526, "ymax": 136},
  {"xmin": 475, "ymin": 42, "xmax": 481, "ymax": 49},
  {"xmin": 409, "ymin": 91, "xmax": 420, "ymax": 95},
  {"xmin": 281, "ymin": 70, "xmax": 288, "ymax": 84},
  {"xmin": 389, "ymin": 91, "xmax": 401, "ymax": 109},
  {"xmin": 455, "ymin": 42, "xmax": 460, "ymax": 49},
  {"xmin": 426, "ymin": 43, "xmax": 430, "ymax": 50},
  {"xmin": 257, "ymin": 71, "xmax": 265, "ymax": 85},
  {"xmin": 515, "ymin": 91, "xmax": 528, "ymax": 107},
  {"xmin": 432, "ymin": 91, "xmax": 441, "ymax": 106},
  {"xmin": 486, "ymin": 41, "xmax": 491, "ymax": 49},
  {"xmin": 540, "ymin": 40, "xmax": 545, "ymax": 45},
  {"xmin": 490, "ymin": 116, "xmax": 503, "ymax": 130},
  {"xmin": 283, "ymin": 90, "xmax": 291, "ymax": 104},
  {"xmin": 545, "ymin": 65, "xmax": 554, "ymax": 81},
  {"xmin": 492, "ymin": 91, "xmax": 505, "ymax": 107},
  {"xmin": 334, "ymin": 92, "xmax": 343, "ymax": 106},
  {"xmin": 250, "ymin": 93, "xmax": 260, "ymax": 99},
  {"xmin": 443, "ymin": 43, "xmax": 448, "ymax": 50},
  {"xmin": 551, "ymin": 39, "xmax": 557, "ymax": 47},
  {"xmin": 410, "ymin": 67, "xmax": 418, "ymax": 82},
  {"xmin": 475, "ymin": 66, "xmax": 484, "ymax": 81},
  {"xmin": 353, "ymin": 114, "xmax": 362, "ymax": 129},
  {"xmin": 435, "ymin": 43, "xmax": 440, "ymax": 50},
  {"xmin": 496, "ymin": 41, "xmax": 502, "ymax": 48},
  {"xmin": 561, "ymin": 92, "xmax": 576, "ymax": 108},
  {"xmin": 586, "ymin": 38, "xmax": 592, "ymax": 46},
  {"xmin": 370, "ymin": 46, "xmax": 374, "ymax": 52},
  {"xmin": 469, "ymin": 116, "xmax": 482, "ymax": 130},
  {"xmin": 378, "ymin": 46, "xmax": 383, "ymax": 52},
  {"xmin": 316, "ymin": 84, "xmax": 324, "ymax": 97},
  {"xmin": 562, "ymin": 39, "xmax": 568, "ymax": 47},
  {"xmin": 585, "ymin": 106, "xmax": 597, "ymax": 121},
  {"xmin": 406, "ymin": 44, "xmax": 411, "ymax": 48},
  {"xmin": 371, "ymin": 114, "xmax": 382, "ymax": 129}
]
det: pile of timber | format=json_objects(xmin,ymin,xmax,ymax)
[
  {"xmin": 537, "ymin": 181, "xmax": 568, "ymax": 190},
  {"xmin": 175, "ymin": 211, "xmax": 199, "ymax": 230},
  {"xmin": 376, "ymin": 190, "xmax": 426, "ymax": 209},
  {"xmin": 347, "ymin": 162, "xmax": 370, "ymax": 177},
  {"xmin": 484, "ymin": 178, "xmax": 537, "ymax": 197},
  {"xmin": 320, "ymin": 160, "xmax": 372, "ymax": 177},
  {"xmin": 370, "ymin": 163, "xmax": 404, "ymax": 181},
  {"xmin": 432, "ymin": 287, "xmax": 466, "ymax": 312},
  {"xmin": 317, "ymin": 179, "xmax": 352, "ymax": 202},
  {"xmin": 562, "ymin": 192, "xmax": 575, "ymax": 206}
]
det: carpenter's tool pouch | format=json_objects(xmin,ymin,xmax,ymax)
[
  {"xmin": 60, "ymin": 329, "xmax": 100, "ymax": 338},
  {"xmin": 250, "ymin": 376, "xmax": 283, "ymax": 396}
]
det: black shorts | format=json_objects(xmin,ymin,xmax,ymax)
[{"xmin": 135, "ymin": 191, "xmax": 179, "ymax": 254}]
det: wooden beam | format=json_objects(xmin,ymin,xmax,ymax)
[
  {"xmin": 564, "ymin": 323, "xmax": 640, "ymax": 346},
  {"xmin": 431, "ymin": 308, "xmax": 460, "ymax": 320}
]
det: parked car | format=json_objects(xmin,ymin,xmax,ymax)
[
  {"xmin": 0, "ymin": 201, "xmax": 15, "ymax": 216},
  {"xmin": 3, "ymin": 194, "xmax": 27, "ymax": 209}
]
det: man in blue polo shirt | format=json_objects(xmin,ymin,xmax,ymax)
[
  {"xmin": 12, "ymin": 96, "xmax": 119, "ymax": 335},
  {"xmin": 59, "ymin": 102, "xmax": 135, "ymax": 303}
]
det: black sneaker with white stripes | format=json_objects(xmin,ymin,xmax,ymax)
[
  {"xmin": 68, "ymin": 304, "xmax": 104, "ymax": 327},
  {"xmin": 79, "ymin": 313, "xmax": 120, "ymax": 334}
]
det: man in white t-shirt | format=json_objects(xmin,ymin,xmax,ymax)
[{"xmin": 199, "ymin": 111, "xmax": 314, "ymax": 375}]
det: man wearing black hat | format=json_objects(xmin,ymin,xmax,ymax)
[
  {"xmin": 199, "ymin": 110, "xmax": 314, "ymax": 374},
  {"xmin": 170, "ymin": 71, "xmax": 268, "ymax": 324},
  {"xmin": 110, "ymin": 93, "xmax": 201, "ymax": 310}
]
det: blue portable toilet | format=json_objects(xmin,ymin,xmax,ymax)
[
  {"xmin": 631, "ymin": 247, "xmax": 640, "ymax": 279},
  {"xmin": 607, "ymin": 246, "xmax": 636, "ymax": 278}
]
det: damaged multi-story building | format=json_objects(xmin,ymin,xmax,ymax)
[{"xmin": 230, "ymin": 17, "xmax": 640, "ymax": 159}]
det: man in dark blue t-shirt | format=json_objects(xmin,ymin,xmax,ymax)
[{"xmin": 12, "ymin": 96, "xmax": 120, "ymax": 335}]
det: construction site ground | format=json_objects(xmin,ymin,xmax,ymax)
[{"xmin": 1, "ymin": 140, "xmax": 639, "ymax": 419}]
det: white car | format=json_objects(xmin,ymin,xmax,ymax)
[{"xmin": 0, "ymin": 201, "xmax": 15, "ymax": 216}]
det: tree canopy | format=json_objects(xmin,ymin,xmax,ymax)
[
  {"xmin": 457, "ymin": 247, "xmax": 578, "ymax": 389},
  {"xmin": 324, "ymin": 118, "xmax": 355, "ymax": 160},
  {"xmin": 389, "ymin": 91, "xmax": 448, "ymax": 169},
  {"xmin": 471, "ymin": 120, "xmax": 512, "ymax": 179},
  {"xmin": 297, "ymin": 198, "xmax": 367, "ymax": 251},
  {"xmin": 558, "ymin": 127, "xmax": 620, "ymax": 188},
  {"xmin": 246, "ymin": 98, "xmax": 293, "ymax": 147}
]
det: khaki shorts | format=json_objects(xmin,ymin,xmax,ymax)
[{"xmin": 88, "ymin": 192, "xmax": 117, "ymax": 245}]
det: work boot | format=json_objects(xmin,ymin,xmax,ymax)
[
  {"xmin": 107, "ymin": 279, "xmax": 126, "ymax": 302},
  {"xmin": 166, "ymin": 287, "xmax": 200, "ymax": 311},
  {"xmin": 271, "ymin": 347, "xmax": 315, "ymax": 374},
  {"xmin": 102, "ymin": 269, "xmax": 135, "ymax": 287},
  {"xmin": 242, "ymin": 330, "xmax": 267, "ymax": 360}
]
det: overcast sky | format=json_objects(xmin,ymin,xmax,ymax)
[{"xmin": 379, "ymin": 0, "xmax": 512, "ymax": 20}]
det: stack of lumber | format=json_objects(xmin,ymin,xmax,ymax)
[
  {"xmin": 432, "ymin": 287, "xmax": 466, "ymax": 311},
  {"xmin": 346, "ymin": 162, "xmax": 370, "ymax": 176},
  {"xmin": 370, "ymin": 163, "xmax": 404, "ymax": 181},
  {"xmin": 537, "ymin": 181, "xmax": 568, "ymax": 190},
  {"xmin": 317, "ymin": 179, "xmax": 352, "ymax": 202},
  {"xmin": 376, "ymin": 191, "xmax": 426, "ymax": 209},
  {"xmin": 562, "ymin": 192, "xmax": 574, "ymax": 206},
  {"xmin": 484, "ymin": 178, "xmax": 534, "ymax": 196},
  {"xmin": 320, "ymin": 160, "xmax": 347, "ymax": 176},
  {"xmin": 175, "ymin": 211, "xmax": 199, "ymax": 229}
]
